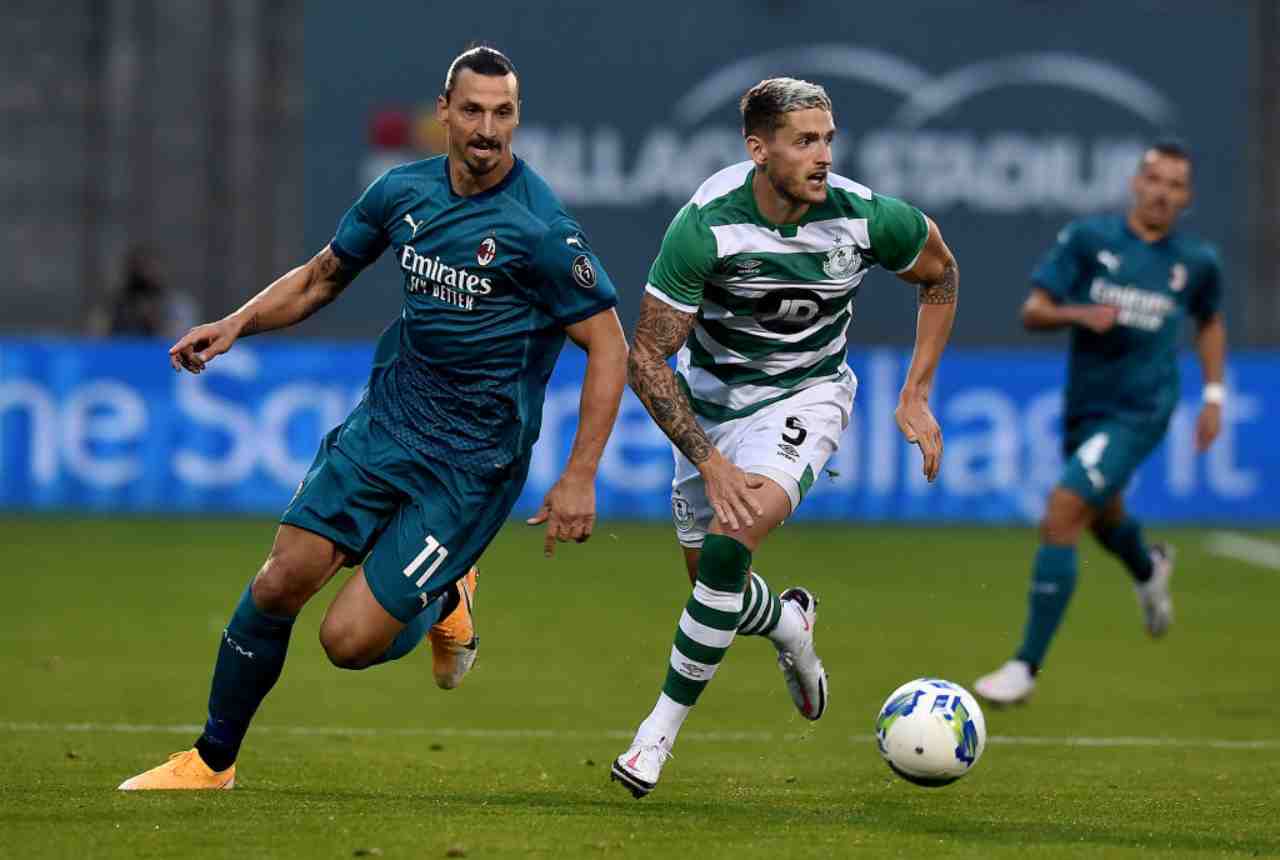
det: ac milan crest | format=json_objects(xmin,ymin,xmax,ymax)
[{"xmin": 477, "ymin": 236, "xmax": 497, "ymax": 266}]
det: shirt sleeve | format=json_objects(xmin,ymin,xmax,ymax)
[
  {"xmin": 1030, "ymin": 222, "xmax": 1087, "ymax": 302},
  {"xmin": 868, "ymin": 194, "xmax": 929, "ymax": 274},
  {"xmin": 330, "ymin": 172, "xmax": 392, "ymax": 269},
  {"xmin": 645, "ymin": 203, "xmax": 716, "ymax": 312},
  {"xmin": 528, "ymin": 218, "xmax": 618, "ymax": 326},
  {"xmin": 1188, "ymin": 248, "xmax": 1223, "ymax": 323}
]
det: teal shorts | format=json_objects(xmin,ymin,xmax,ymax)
[
  {"xmin": 281, "ymin": 400, "xmax": 528, "ymax": 623},
  {"xmin": 1058, "ymin": 416, "xmax": 1166, "ymax": 507}
]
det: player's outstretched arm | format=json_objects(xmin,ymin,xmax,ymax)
[
  {"xmin": 527, "ymin": 308, "xmax": 628, "ymax": 557},
  {"xmin": 168, "ymin": 245, "xmax": 359, "ymax": 374},
  {"xmin": 894, "ymin": 217, "xmax": 958, "ymax": 482},
  {"xmin": 1194, "ymin": 312, "xmax": 1227, "ymax": 452},
  {"xmin": 627, "ymin": 294, "xmax": 763, "ymax": 530}
]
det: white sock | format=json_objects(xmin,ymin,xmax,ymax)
[
  {"xmin": 767, "ymin": 598, "xmax": 806, "ymax": 652},
  {"xmin": 637, "ymin": 692, "xmax": 689, "ymax": 745}
]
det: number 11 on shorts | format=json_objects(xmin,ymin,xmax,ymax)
[{"xmin": 403, "ymin": 534, "xmax": 449, "ymax": 587}]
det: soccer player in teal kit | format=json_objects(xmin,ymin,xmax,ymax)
[
  {"xmin": 119, "ymin": 47, "xmax": 628, "ymax": 789},
  {"xmin": 975, "ymin": 141, "xmax": 1227, "ymax": 704}
]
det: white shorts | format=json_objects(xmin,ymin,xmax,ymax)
[{"xmin": 670, "ymin": 369, "xmax": 856, "ymax": 548}]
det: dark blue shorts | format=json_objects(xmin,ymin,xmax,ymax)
[
  {"xmin": 281, "ymin": 399, "xmax": 528, "ymax": 622},
  {"xmin": 1058, "ymin": 416, "xmax": 1166, "ymax": 507}
]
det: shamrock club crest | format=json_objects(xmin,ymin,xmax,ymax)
[
  {"xmin": 477, "ymin": 236, "xmax": 497, "ymax": 266},
  {"xmin": 823, "ymin": 244, "xmax": 861, "ymax": 279}
]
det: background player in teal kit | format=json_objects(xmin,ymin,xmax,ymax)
[
  {"xmin": 975, "ymin": 140, "xmax": 1227, "ymax": 705},
  {"xmin": 119, "ymin": 47, "xmax": 628, "ymax": 790}
]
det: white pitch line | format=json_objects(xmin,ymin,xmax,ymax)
[
  {"xmin": 1204, "ymin": 531, "xmax": 1280, "ymax": 571},
  {"xmin": 1, "ymin": 722, "xmax": 1276, "ymax": 751}
]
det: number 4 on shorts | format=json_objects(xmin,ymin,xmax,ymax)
[{"xmin": 403, "ymin": 535, "xmax": 449, "ymax": 587}]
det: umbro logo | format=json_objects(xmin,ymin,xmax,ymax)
[
  {"xmin": 735, "ymin": 258, "xmax": 764, "ymax": 274},
  {"xmin": 566, "ymin": 234, "xmax": 585, "ymax": 249},
  {"xmin": 404, "ymin": 213, "xmax": 425, "ymax": 239}
]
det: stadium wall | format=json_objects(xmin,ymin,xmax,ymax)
[
  {"xmin": 3, "ymin": 1, "xmax": 1276, "ymax": 346},
  {"xmin": 1, "ymin": 339, "xmax": 1275, "ymax": 524}
]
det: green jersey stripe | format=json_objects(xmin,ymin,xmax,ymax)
[
  {"xmin": 708, "ymin": 217, "xmax": 870, "ymax": 258},
  {"xmin": 679, "ymin": 373, "xmax": 822, "ymax": 422},
  {"xmin": 688, "ymin": 342, "xmax": 847, "ymax": 389},
  {"xmin": 713, "ymin": 249, "xmax": 868, "ymax": 286},
  {"xmin": 703, "ymin": 282, "xmax": 853, "ymax": 318},
  {"xmin": 699, "ymin": 308, "xmax": 852, "ymax": 359},
  {"xmin": 680, "ymin": 359, "xmax": 847, "ymax": 411},
  {"xmin": 689, "ymin": 324, "xmax": 848, "ymax": 374}
]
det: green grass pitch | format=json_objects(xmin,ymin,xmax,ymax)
[{"xmin": 1, "ymin": 518, "xmax": 1277, "ymax": 858}]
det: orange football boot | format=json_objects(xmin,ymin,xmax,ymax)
[
  {"xmin": 117, "ymin": 749, "xmax": 235, "ymax": 790},
  {"xmin": 428, "ymin": 567, "xmax": 479, "ymax": 689}
]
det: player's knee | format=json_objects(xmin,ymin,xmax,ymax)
[
  {"xmin": 252, "ymin": 551, "xmax": 327, "ymax": 615},
  {"xmin": 318, "ymin": 618, "xmax": 376, "ymax": 671},
  {"xmin": 1039, "ymin": 491, "xmax": 1090, "ymax": 545}
]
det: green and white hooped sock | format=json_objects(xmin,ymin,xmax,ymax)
[
  {"xmin": 738, "ymin": 571, "xmax": 783, "ymax": 637},
  {"xmin": 645, "ymin": 535, "xmax": 751, "ymax": 741}
]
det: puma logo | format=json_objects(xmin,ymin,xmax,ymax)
[{"xmin": 404, "ymin": 213, "xmax": 424, "ymax": 239}]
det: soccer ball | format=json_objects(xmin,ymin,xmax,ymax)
[{"xmin": 874, "ymin": 678, "xmax": 987, "ymax": 787}]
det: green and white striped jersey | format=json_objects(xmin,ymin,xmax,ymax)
[{"xmin": 646, "ymin": 161, "xmax": 928, "ymax": 422}]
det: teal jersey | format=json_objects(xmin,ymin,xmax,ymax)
[
  {"xmin": 330, "ymin": 156, "xmax": 617, "ymax": 475},
  {"xmin": 1031, "ymin": 214, "xmax": 1222, "ymax": 425}
]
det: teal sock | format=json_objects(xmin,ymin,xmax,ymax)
[
  {"xmin": 1015, "ymin": 545, "xmax": 1078, "ymax": 670},
  {"xmin": 196, "ymin": 584, "xmax": 295, "ymax": 770},
  {"xmin": 1094, "ymin": 518, "xmax": 1154, "ymax": 583},
  {"xmin": 737, "ymin": 571, "xmax": 783, "ymax": 636},
  {"xmin": 662, "ymin": 534, "xmax": 751, "ymax": 707},
  {"xmin": 369, "ymin": 592, "xmax": 450, "ymax": 666}
]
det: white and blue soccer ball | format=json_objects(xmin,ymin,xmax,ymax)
[{"xmin": 874, "ymin": 678, "xmax": 987, "ymax": 787}]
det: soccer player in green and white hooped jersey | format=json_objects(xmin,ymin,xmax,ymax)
[
  {"xmin": 611, "ymin": 78, "xmax": 960, "ymax": 798},
  {"xmin": 974, "ymin": 140, "xmax": 1227, "ymax": 705}
]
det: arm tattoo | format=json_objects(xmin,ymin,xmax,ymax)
[
  {"xmin": 918, "ymin": 261, "xmax": 959, "ymax": 305},
  {"xmin": 315, "ymin": 246, "xmax": 358, "ymax": 291},
  {"xmin": 628, "ymin": 295, "xmax": 714, "ymax": 465}
]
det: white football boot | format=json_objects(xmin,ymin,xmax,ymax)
[
  {"xmin": 610, "ymin": 734, "xmax": 673, "ymax": 799},
  {"xmin": 775, "ymin": 587, "xmax": 829, "ymax": 720},
  {"xmin": 1136, "ymin": 543, "xmax": 1175, "ymax": 638},
  {"xmin": 973, "ymin": 659, "xmax": 1036, "ymax": 706}
]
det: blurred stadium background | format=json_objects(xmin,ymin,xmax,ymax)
[
  {"xmin": 2, "ymin": 0, "xmax": 1278, "ymax": 521},
  {"xmin": 2, "ymin": 2, "xmax": 1278, "ymax": 857}
]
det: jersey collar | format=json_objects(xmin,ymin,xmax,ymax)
[{"xmin": 444, "ymin": 155, "xmax": 524, "ymax": 201}]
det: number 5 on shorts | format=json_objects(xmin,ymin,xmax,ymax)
[{"xmin": 403, "ymin": 534, "xmax": 449, "ymax": 587}]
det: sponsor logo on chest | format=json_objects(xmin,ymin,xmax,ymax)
[
  {"xmin": 398, "ymin": 244, "xmax": 494, "ymax": 311},
  {"xmin": 1088, "ymin": 248, "xmax": 1183, "ymax": 332}
]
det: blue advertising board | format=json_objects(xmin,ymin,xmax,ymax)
[{"xmin": 2, "ymin": 339, "xmax": 1274, "ymax": 523}]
